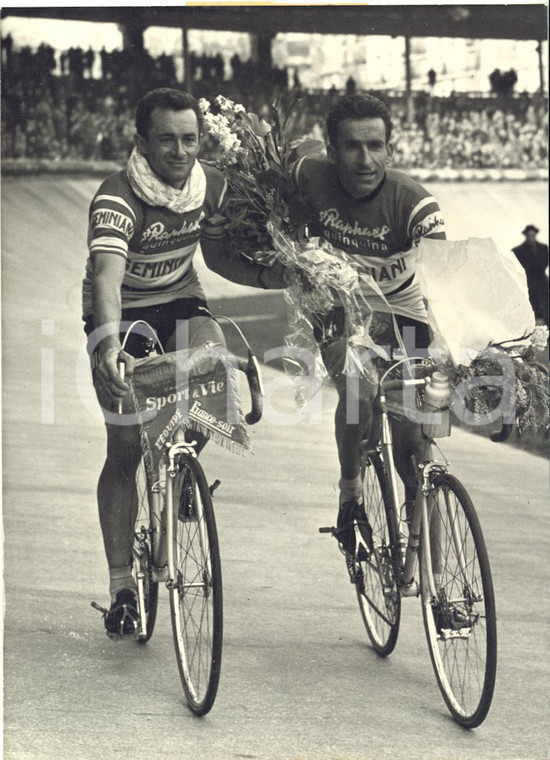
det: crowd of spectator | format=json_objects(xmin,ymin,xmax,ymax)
[
  {"xmin": 1, "ymin": 37, "xmax": 547, "ymax": 172},
  {"xmin": 390, "ymin": 93, "xmax": 548, "ymax": 170}
]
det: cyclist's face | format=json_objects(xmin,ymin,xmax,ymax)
[
  {"xmin": 136, "ymin": 107, "xmax": 201, "ymax": 189},
  {"xmin": 329, "ymin": 117, "xmax": 393, "ymax": 198}
]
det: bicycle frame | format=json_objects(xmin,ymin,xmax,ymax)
[
  {"xmin": 349, "ymin": 360, "xmax": 499, "ymax": 726},
  {"xmin": 376, "ymin": 379, "xmax": 449, "ymax": 600},
  {"xmin": 133, "ymin": 435, "xmax": 199, "ymax": 638}
]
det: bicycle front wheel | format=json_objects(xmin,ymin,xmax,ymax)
[
  {"xmin": 169, "ymin": 455, "xmax": 222, "ymax": 716},
  {"xmin": 133, "ymin": 458, "xmax": 159, "ymax": 643},
  {"xmin": 356, "ymin": 450, "xmax": 401, "ymax": 656},
  {"xmin": 420, "ymin": 473, "xmax": 497, "ymax": 728}
]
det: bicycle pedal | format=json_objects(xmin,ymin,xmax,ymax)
[
  {"xmin": 319, "ymin": 526, "xmax": 335, "ymax": 534},
  {"xmin": 105, "ymin": 628, "xmax": 140, "ymax": 642},
  {"xmin": 209, "ymin": 479, "xmax": 221, "ymax": 496}
]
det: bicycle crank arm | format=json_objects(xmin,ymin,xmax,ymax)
[
  {"xmin": 209, "ymin": 479, "xmax": 221, "ymax": 496},
  {"xmin": 90, "ymin": 600, "xmax": 108, "ymax": 615}
]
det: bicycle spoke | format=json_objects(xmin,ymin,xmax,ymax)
[
  {"xmin": 132, "ymin": 458, "xmax": 159, "ymax": 643},
  {"xmin": 356, "ymin": 451, "xmax": 401, "ymax": 655},
  {"xmin": 169, "ymin": 457, "xmax": 222, "ymax": 715},
  {"xmin": 421, "ymin": 474, "xmax": 497, "ymax": 727}
]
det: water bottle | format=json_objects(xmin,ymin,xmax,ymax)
[{"xmin": 421, "ymin": 371, "xmax": 452, "ymax": 438}]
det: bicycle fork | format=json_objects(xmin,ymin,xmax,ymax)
[
  {"xmin": 379, "ymin": 400, "xmax": 448, "ymax": 600},
  {"xmin": 164, "ymin": 439, "xmax": 212, "ymax": 597},
  {"xmin": 133, "ymin": 535, "xmax": 149, "ymax": 639}
]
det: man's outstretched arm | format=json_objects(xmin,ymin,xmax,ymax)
[{"xmin": 201, "ymin": 227, "xmax": 292, "ymax": 290}]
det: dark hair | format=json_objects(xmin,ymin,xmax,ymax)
[
  {"xmin": 326, "ymin": 93, "xmax": 393, "ymax": 146},
  {"xmin": 135, "ymin": 88, "xmax": 204, "ymax": 138}
]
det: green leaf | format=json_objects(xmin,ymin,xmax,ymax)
[{"xmin": 291, "ymin": 138, "xmax": 325, "ymax": 158}]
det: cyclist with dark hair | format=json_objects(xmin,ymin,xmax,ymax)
[
  {"xmin": 292, "ymin": 92, "xmax": 446, "ymax": 552},
  {"xmin": 83, "ymin": 88, "xmax": 291, "ymax": 637}
]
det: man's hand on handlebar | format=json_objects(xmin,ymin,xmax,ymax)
[{"xmin": 94, "ymin": 347, "xmax": 136, "ymax": 402}]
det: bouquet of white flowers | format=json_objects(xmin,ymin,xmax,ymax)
[{"xmin": 199, "ymin": 95, "xmax": 379, "ymax": 392}]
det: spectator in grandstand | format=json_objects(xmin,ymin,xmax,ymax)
[
  {"xmin": 345, "ymin": 76, "xmax": 357, "ymax": 96},
  {"xmin": 213, "ymin": 53, "xmax": 224, "ymax": 80},
  {"xmin": 68, "ymin": 46, "xmax": 84, "ymax": 79},
  {"xmin": 489, "ymin": 68, "xmax": 502, "ymax": 94},
  {"xmin": 501, "ymin": 68, "xmax": 518, "ymax": 95},
  {"xmin": 83, "ymin": 47, "xmax": 95, "ymax": 78},
  {"xmin": 512, "ymin": 225, "xmax": 549, "ymax": 326},
  {"xmin": 99, "ymin": 47, "xmax": 110, "ymax": 79},
  {"xmin": 60, "ymin": 50, "xmax": 68, "ymax": 76},
  {"xmin": 1, "ymin": 32, "xmax": 13, "ymax": 70}
]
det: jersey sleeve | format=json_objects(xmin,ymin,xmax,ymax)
[
  {"xmin": 200, "ymin": 162, "xmax": 229, "ymax": 239},
  {"xmin": 407, "ymin": 194, "xmax": 446, "ymax": 244},
  {"xmin": 201, "ymin": 162, "xmax": 229, "ymax": 217},
  {"xmin": 87, "ymin": 185, "xmax": 137, "ymax": 260}
]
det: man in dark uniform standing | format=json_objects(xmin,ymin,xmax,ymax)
[{"xmin": 512, "ymin": 225, "xmax": 549, "ymax": 326}]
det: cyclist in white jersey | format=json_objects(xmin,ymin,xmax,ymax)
[
  {"xmin": 292, "ymin": 93, "xmax": 446, "ymax": 553},
  {"xmin": 84, "ymin": 88, "xmax": 291, "ymax": 635}
]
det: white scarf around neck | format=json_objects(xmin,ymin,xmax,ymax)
[{"xmin": 127, "ymin": 147, "xmax": 206, "ymax": 214}]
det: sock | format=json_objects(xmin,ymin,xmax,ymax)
[
  {"xmin": 339, "ymin": 475, "xmax": 363, "ymax": 505},
  {"xmin": 109, "ymin": 564, "xmax": 136, "ymax": 602}
]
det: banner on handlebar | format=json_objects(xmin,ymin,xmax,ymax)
[{"xmin": 128, "ymin": 345, "xmax": 252, "ymax": 469}]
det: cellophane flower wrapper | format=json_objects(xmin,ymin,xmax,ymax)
[
  {"xmin": 416, "ymin": 237, "xmax": 548, "ymax": 439},
  {"xmin": 262, "ymin": 227, "xmax": 383, "ymax": 404},
  {"xmin": 416, "ymin": 237, "xmax": 536, "ymax": 365}
]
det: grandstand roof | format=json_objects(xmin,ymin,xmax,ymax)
[{"xmin": 1, "ymin": 4, "xmax": 548, "ymax": 41}]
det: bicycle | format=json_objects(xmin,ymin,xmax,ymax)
[
  {"xmin": 320, "ymin": 357, "xmax": 502, "ymax": 728},
  {"xmin": 92, "ymin": 317, "xmax": 263, "ymax": 716}
]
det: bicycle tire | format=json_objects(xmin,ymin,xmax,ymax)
[
  {"xmin": 356, "ymin": 450, "xmax": 401, "ymax": 656},
  {"xmin": 133, "ymin": 458, "xmax": 159, "ymax": 643},
  {"xmin": 169, "ymin": 455, "xmax": 222, "ymax": 716},
  {"xmin": 420, "ymin": 473, "xmax": 497, "ymax": 728}
]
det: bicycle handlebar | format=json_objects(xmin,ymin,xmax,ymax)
[
  {"xmin": 380, "ymin": 377, "xmax": 426, "ymax": 393},
  {"xmin": 117, "ymin": 314, "xmax": 264, "ymax": 426},
  {"xmin": 236, "ymin": 350, "xmax": 263, "ymax": 426},
  {"xmin": 118, "ymin": 348, "xmax": 264, "ymax": 426},
  {"xmin": 381, "ymin": 374, "xmax": 515, "ymax": 444}
]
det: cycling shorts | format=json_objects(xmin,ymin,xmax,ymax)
[{"xmin": 83, "ymin": 297, "xmax": 217, "ymax": 360}]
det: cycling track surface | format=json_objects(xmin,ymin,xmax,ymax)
[{"xmin": 1, "ymin": 175, "xmax": 549, "ymax": 760}]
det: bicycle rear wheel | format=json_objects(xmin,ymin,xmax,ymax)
[
  {"xmin": 133, "ymin": 458, "xmax": 159, "ymax": 643},
  {"xmin": 420, "ymin": 473, "xmax": 497, "ymax": 728},
  {"xmin": 169, "ymin": 455, "xmax": 222, "ymax": 716},
  {"xmin": 356, "ymin": 450, "xmax": 401, "ymax": 656}
]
